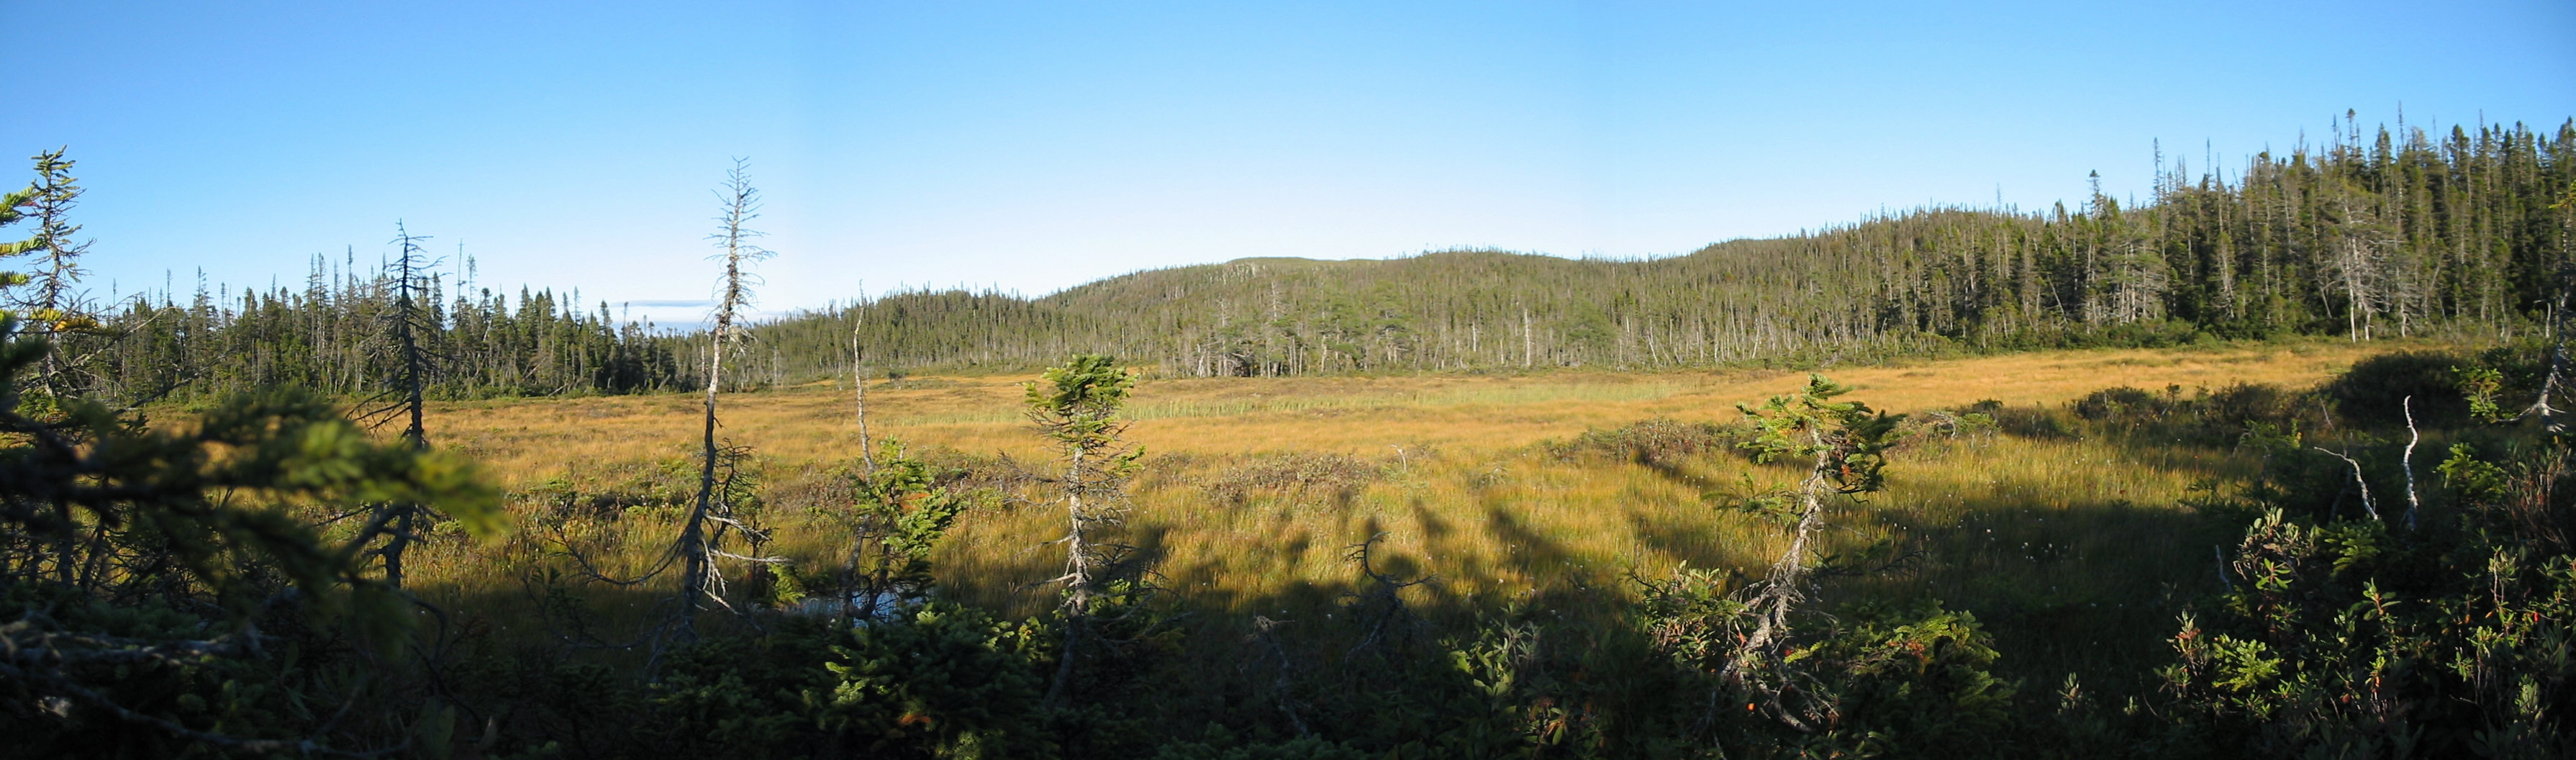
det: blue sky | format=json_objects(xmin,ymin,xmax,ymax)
[{"xmin": 6, "ymin": 1, "xmax": 2572, "ymax": 325}]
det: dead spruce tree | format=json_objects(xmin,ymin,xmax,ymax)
[
  {"xmin": 1028, "ymin": 353, "xmax": 1148, "ymax": 705},
  {"xmin": 1717, "ymin": 374, "xmax": 1905, "ymax": 729},
  {"xmin": 352, "ymin": 221, "xmax": 440, "ymax": 588},
  {"xmin": 851, "ymin": 309, "xmax": 874, "ymax": 475},
  {"xmin": 2531, "ymin": 181, "xmax": 2576, "ymax": 429},
  {"xmin": 674, "ymin": 159, "xmax": 776, "ymax": 641}
]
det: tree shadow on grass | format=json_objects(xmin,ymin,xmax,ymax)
[
  {"xmin": 1597, "ymin": 425, "xmax": 2247, "ymax": 698},
  {"xmin": 1830, "ymin": 496, "xmax": 2230, "ymax": 696}
]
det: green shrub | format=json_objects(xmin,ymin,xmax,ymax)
[
  {"xmin": 2325, "ymin": 350, "xmax": 2473, "ymax": 429},
  {"xmin": 2161, "ymin": 438, "xmax": 2576, "ymax": 757}
]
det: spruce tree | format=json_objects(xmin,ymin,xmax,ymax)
[{"xmin": 1028, "ymin": 353, "xmax": 1147, "ymax": 705}]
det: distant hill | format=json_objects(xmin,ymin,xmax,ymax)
[
  {"xmin": 77, "ymin": 117, "xmax": 2576, "ymax": 400},
  {"xmin": 753, "ymin": 117, "xmax": 2575, "ymax": 380},
  {"xmin": 756, "ymin": 236, "xmax": 1903, "ymax": 379}
]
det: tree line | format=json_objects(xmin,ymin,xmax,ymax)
[
  {"xmin": 71, "ymin": 256, "xmax": 687, "ymax": 404},
  {"xmin": 756, "ymin": 114, "xmax": 2574, "ymax": 380},
  {"xmin": 22, "ymin": 114, "xmax": 2576, "ymax": 406}
]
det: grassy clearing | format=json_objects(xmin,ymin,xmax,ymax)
[
  {"xmin": 427, "ymin": 339, "xmax": 2386, "ymax": 478},
  {"xmin": 394, "ymin": 338, "xmax": 2412, "ymax": 688}
]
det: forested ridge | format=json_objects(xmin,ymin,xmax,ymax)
[
  {"xmin": 47, "ymin": 115, "xmax": 2576, "ymax": 404},
  {"xmin": 767, "ymin": 116, "xmax": 2576, "ymax": 379}
]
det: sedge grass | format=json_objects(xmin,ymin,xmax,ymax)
[{"xmin": 373, "ymin": 338, "xmax": 2412, "ymax": 688}]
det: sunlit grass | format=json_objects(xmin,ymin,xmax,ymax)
[
  {"xmin": 423, "ymin": 338, "xmax": 2398, "ymax": 480},
  {"xmin": 385, "ymin": 338, "xmax": 2419, "ymax": 687}
]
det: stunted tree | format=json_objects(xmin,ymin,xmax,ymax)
[
  {"xmin": 0, "ymin": 149, "xmax": 94, "ymax": 399},
  {"xmin": 352, "ymin": 222, "xmax": 440, "ymax": 588},
  {"xmin": 1027, "ymin": 353, "xmax": 1147, "ymax": 704},
  {"xmin": 1719, "ymin": 374, "xmax": 1906, "ymax": 728},
  {"xmin": 386, "ymin": 223, "xmax": 433, "ymax": 451},
  {"xmin": 675, "ymin": 158, "xmax": 775, "ymax": 641},
  {"xmin": 852, "ymin": 309, "xmax": 874, "ymax": 475},
  {"xmin": 841, "ymin": 445, "xmax": 964, "ymax": 621},
  {"xmin": 2, "ymin": 148, "xmax": 87, "ymax": 320}
]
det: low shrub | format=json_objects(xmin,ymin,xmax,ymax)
[
  {"xmin": 1202, "ymin": 453, "xmax": 1382, "ymax": 505},
  {"xmin": 1554, "ymin": 417, "xmax": 1734, "ymax": 465},
  {"xmin": 2324, "ymin": 350, "xmax": 2473, "ymax": 429}
]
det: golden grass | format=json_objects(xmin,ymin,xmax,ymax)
[
  {"xmin": 427, "ymin": 338, "xmax": 2390, "ymax": 485},
  {"xmin": 394, "ymin": 338, "xmax": 2424, "ymax": 679}
]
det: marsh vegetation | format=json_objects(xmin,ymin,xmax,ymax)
[{"xmin": 7, "ymin": 117, "xmax": 2576, "ymax": 757}]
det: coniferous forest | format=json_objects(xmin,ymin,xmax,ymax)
[
  {"xmin": 776, "ymin": 117, "xmax": 2576, "ymax": 378},
  {"xmin": 41, "ymin": 116, "xmax": 2573, "ymax": 405},
  {"xmin": 7, "ymin": 115, "xmax": 2576, "ymax": 759}
]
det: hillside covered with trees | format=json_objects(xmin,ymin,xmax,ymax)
[
  {"xmin": 29, "ymin": 115, "xmax": 2576, "ymax": 404},
  {"xmin": 763, "ymin": 115, "xmax": 2576, "ymax": 379}
]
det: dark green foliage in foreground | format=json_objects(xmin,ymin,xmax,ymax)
[
  {"xmin": 0, "ymin": 317, "xmax": 504, "ymax": 756},
  {"xmin": 638, "ymin": 607, "xmax": 1053, "ymax": 759},
  {"xmin": 2155, "ymin": 402, "xmax": 2576, "ymax": 755}
]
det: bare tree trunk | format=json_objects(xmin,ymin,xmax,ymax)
[
  {"xmin": 1724, "ymin": 427, "xmax": 1833, "ymax": 732},
  {"xmin": 2345, "ymin": 238, "xmax": 2367, "ymax": 342},
  {"xmin": 2529, "ymin": 286, "xmax": 2569, "ymax": 428},
  {"xmin": 1043, "ymin": 443, "xmax": 1090, "ymax": 706},
  {"xmin": 2401, "ymin": 396, "xmax": 2421, "ymax": 532},
  {"xmin": 679, "ymin": 331, "xmax": 725, "ymax": 638},
  {"xmin": 1743, "ymin": 430, "xmax": 1828, "ymax": 657},
  {"xmin": 853, "ymin": 317, "xmax": 874, "ymax": 475},
  {"xmin": 2313, "ymin": 445, "xmax": 2380, "ymax": 522},
  {"xmin": 678, "ymin": 160, "xmax": 768, "ymax": 641},
  {"xmin": 1521, "ymin": 307, "xmax": 1533, "ymax": 368}
]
